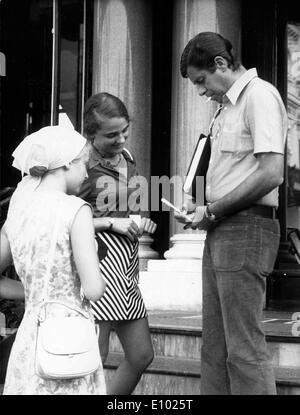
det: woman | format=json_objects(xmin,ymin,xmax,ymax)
[
  {"xmin": 80, "ymin": 92, "xmax": 157, "ymax": 395},
  {"xmin": 0, "ymin": 126, "xmax": 106, "ymax": 394}
]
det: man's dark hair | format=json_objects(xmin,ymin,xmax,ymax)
[{"xmin": 180, "ymin": 32, "xmax": 240, "ymax": 78}]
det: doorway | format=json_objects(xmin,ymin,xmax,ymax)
[
  {"xmin": 0, "ymin": 0, "xmax": 53, "ymax": 189},
  {"xmin": 0, "ymin": 0, "xmax": 92, "ymax": 191},
  {"xmin": 242, "ymin": 0, "xmax": 300, "ymax": 309}
]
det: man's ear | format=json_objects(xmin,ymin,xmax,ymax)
[{"xmin": 214, "ymin": 56, "xmax": 227, "ymax": 72}]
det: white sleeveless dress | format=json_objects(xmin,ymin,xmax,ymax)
[{"xmin": 3, "ymin": 187, "xmax": 106, "ymax": 395}]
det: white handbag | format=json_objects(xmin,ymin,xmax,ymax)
[
  {"xmin": 34, "ymin": 208, "xmax": 101, "ymax": 380},
  {"xmin": 35, "ymin": 301, "xmax": 101, "ymax": 380}
]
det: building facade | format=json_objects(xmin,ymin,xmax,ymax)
[{"xmin": 1, "ymin": 0, "xmax": 300, "ymax": 310}]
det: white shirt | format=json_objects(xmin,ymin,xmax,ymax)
[{"xmin": 206, "ymin": 68, "xmax": 288, "ymax": 207}]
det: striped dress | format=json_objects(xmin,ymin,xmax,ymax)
[
  {"xmin": 79, "ymin": 147, "xmax": 147, "ymax": 322},
  {"xmin": 92, "ymin": 231, "xmax": 147, "ymax": 321}
]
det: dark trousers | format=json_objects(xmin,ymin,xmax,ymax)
[{"xmin": 201, "ymin": 215, "xmax": 280, "ymax": 395}]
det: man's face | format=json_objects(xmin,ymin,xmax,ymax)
[{"xmin": 187, "ymin": 65, "xmax": 227, "ymax": 103}]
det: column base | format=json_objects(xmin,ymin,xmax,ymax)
[
  {"xmin": 138, "ymin": 234, "xmax": 160, "ymax": 271},
  {"xmin": 139, "ymin": 233, "xmax": 205, "ymax": 312},
  {"xmin": 164, "ymin": 233, "xmax": 206, "ymax": 260}
]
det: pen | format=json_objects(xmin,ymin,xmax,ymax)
[{"xmin": 161, "ymin": 198, "xmax": 182, "ymax": 214}]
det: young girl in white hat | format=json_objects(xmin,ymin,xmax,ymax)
[{"xmin": 0, "ymin": 126, "xmax": 106, "ymax": 395}]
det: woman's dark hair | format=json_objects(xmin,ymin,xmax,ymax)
[
  {"xmin": 180, "ymin": 32, "xmax": 240, "ymax": 78},
  {"xmin": 83, "ymin": 92, "xmax": 129, "ymax": 140}
]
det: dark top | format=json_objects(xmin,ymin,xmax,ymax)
[{"xmin": 79, "ymin": 145, "xmax": 144, "ymax": 218}]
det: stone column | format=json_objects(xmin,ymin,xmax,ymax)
[
  {"xmin": 167, "ymin": 0, "xmax": 241, "ymax": 258},
  {"xmin": 92, "ymin": 0, "xmax": 158, "ymax": 263}
]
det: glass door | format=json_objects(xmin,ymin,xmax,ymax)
[
  {"xmin": 0, "ymin": 0, "xmax": 53, "ymax": 188},
  {"xmin": 269, "ymin": 3, "xmax": 300, "ymax": 310},
  {"xmin": 240, "ymin": 0, "xmax": 300, "ymax": 309},
  {"xmin": 0, "ymin": 0, "xmax": 92, "ymax": 190},
  {"xmin": 57, "ymin": 0, "xmax": 93, "ymax": 132},
  {"xmin": 286, "ymin": 24, "xmax": 300, "ymax": 229}
]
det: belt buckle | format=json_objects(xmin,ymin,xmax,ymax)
[
  {"xmin": 271, "ymin": 207, "xmax": 276, "ymax": 220},
  {"xmin": 258, "ymin": 206, "xmax": 276, "ymax": 219}
]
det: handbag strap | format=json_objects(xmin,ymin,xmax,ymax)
[
  {"xmin": 40, "ymin": 205, "xmax": 62, "ymax": 303},
  {"xmin": 38, "ymin": 300, "xmax": 91, "ymax": 321},
  {"xmin": 37, "ymin": 206, "xmax": 62, "ymax": 321},
  {"xmin": 37, "ymin": 203, "xmax": 92, "ymax": 323}
]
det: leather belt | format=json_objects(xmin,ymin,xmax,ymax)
[{"xmin": 235, "ymin": 205, "xmax": 276, "ymax": 219}]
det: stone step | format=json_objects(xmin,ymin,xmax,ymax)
[
  {"xmin": 105, "ymin": 352, "xmax": 200, "ymax": 378},
  {"xmin": 104, "ymin": 352, "xmax": 200, "ymax": 395},
  {"xmin": 275, "ymin": 366, "xmax": 300, "ymax": 395},
  {"xmin": 109, "ymin": 327, "xmax": 201, "ymax": 360},
  {"xmin": 1, "ymin": 364, "xmax": 300, "ymax": 395},
  {"xmin": 0, "ymin": 360, "xmax": 299, "ymax": 395},
  {"xmin": 268, "ymin": 338, "xmax": 300, "ymax": 367},
  {"xmin": 104, "ymin": 352, "xmax": 300, "ymax": 395},
  {"xmin": 109, "ymin": 325, "xmax": 300, "ymax": 368}
]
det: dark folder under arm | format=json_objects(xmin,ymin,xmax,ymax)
[{"xmin": 183, "ymin": 133, "xmax": 211, "ymax": 201}]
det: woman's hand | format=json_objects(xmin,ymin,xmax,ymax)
[
  {"xmin": 112, "ymin": 218, "xmax": 140, "ymax": 242},
  {"xmin": 139, "ymin": 218, "xmax": 157, "ymax": 235}
]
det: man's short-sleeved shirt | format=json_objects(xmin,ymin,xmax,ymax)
[{"xmin": 206, "ymin": 68, "xmax": 288, "ymax": 207}]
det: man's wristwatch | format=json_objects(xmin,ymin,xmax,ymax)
[
  {"xmin": 205, "ymin": 205, "xmax": 217, "ymax": 222},
  {"xmin": 108, "ymin": 218, "xmax": 115, "ymax": 230}
]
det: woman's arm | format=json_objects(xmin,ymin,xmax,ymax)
[
  {"xmin": 93, "ymin": 217, "xmax": 140, "ymax": 242},
  {"xmin": 0, "ymin": 224, "xmax": 25, "ymax": 300},
  {"xmin": 93, "ymin": 217, "xmax": 113, "ymax": 232},
  {"xmin": 0, "ymin": 277, "xmax": 24, "ymax": 300},
  {"xmin": 71, "ymin": 205, "xmax": 106, "ymax": 301},
  {"xmin": 0, "ymin": 224, "xmax": 12, "ymax": 274}
]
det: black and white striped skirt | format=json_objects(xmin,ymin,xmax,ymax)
[{"xmin": 91, "ymin": 231, "xmax": 147, "ymax": 321}]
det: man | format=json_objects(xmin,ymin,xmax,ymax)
[{"xmin": 176, "ymin": 32, "xmax": 287, "ymax": 395}]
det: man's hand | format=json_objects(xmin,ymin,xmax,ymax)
[
  {"xmin": 174, "ymin": 210, "xmax": 194, "ymax": 224},
  {"xmin": 184, "ymin": 206, "xmax": 212, "ymax": 230},
  {"xmin": 174, "ymin": 205, "xmax": 212, "ymax": 231},
  {"xmin": 174, "ymin": 195, "xmax": 196, "ymax": 225},
  {"xmin": 183, "ymin": 197, "xmax": 197, "ymax": 214}
]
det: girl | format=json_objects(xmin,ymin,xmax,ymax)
[
  {"xmin": 80, "ymin": 92, "xmax": 157, "ymax": 395},
  {"xmin": 0, "ymin": 126, "xmax": 106, "ymax": 395}
]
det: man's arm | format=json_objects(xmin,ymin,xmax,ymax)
[
  {"xmin": 209, "ymin": 152, "xmax": 284, "ymax": 218},
  {"xmin": 185, "ymin": 152, "xmax": 283, "ymax": 230}
]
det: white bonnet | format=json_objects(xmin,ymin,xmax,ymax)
[{"xmin": 12, "ymin": 125, "xmax": 87, "ymax": 176}]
